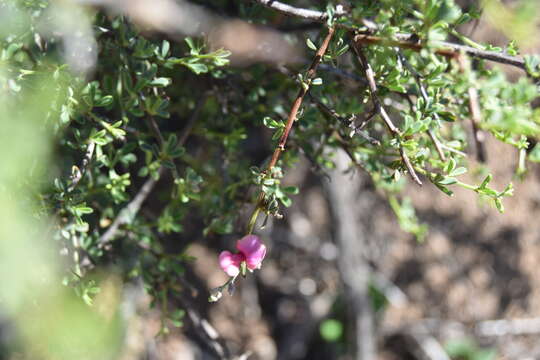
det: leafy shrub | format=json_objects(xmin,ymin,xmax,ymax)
[{"xmin": 1, "ymin": 0, "xmax": 538, "ymax": 358}]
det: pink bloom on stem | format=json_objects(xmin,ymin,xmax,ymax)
[
  {"xmin": 218, "ymin": 251, "xmax": 243, "ymax": 277},
  {"xmin": 218, "ymin": 235, "xmax": 267, "ymax": 276},
  {"xmin": 236, "ymin": 234, "xmax": 267, "ymax": 270}
]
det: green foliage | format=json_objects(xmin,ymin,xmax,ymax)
[{"xmin": 2, "ymin": 0, "xmax": 540, "ymax": 356}]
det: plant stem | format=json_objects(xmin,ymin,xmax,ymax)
[
  {"xmin": 247, "ymin": 26, "xmax": 335, "ymax": 231},
  {"xmin": 352, "ymin": 42, "xmax": 422, "ymax": 185},
  {"xmin": 251, "ymin": 0, "xmax": 526, "ymax": 70},
  {"xmin": 354, "ymin": 33, "xmax": 525, "ymax": 70}
]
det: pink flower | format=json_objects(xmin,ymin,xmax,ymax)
[
  {"xmin": 218, "ymin": 251, "xmax": 244, "ymax": 277},
  {"xmin": 218, "ymin": 235, "xmax": 267, "ymax": 276},
  {"xmin": 236, "ymin": 235, "xmax": 267, "ymax": 270}
]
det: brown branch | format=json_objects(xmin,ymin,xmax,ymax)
[
  {"xmin": 355, "ymin": 34, "xmax": 525, "ymax": 70},
  {"xmin": 266, "ymin": 27, "xmax": 335, "ymax": 171},
  {"xmin": 399, "ymin": 147, "xmax": 422, "ymax": 186},
  {"xmin": 457, "ymin": 55, "xmax": 487, "ymax": 162},
  {"xmin": 67, "ymin": 141, "xmax": 96, "ymax": 192},
  {"xmin": 427, "ymin": 130, "xmax": 446, "ymax": 161},
  {"xmin": 250, "ymin": 0, "xmax": 526, "ymax": 70},
  {"xmin": 246, "ymin": 27, "xmax": 335, "ymax": 232},
  {"xmin": 352, "ymin": 42, "xmax": 423, "ymax": 186}
]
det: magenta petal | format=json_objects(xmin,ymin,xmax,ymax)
[
  {"xmin": 236, "ymin": 235, "xmax": 267, "ymax": 270},
  {"xmin": 218, "ymin": 251, "xmax": 243, "ymax": 277}
]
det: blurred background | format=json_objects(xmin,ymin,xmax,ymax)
[{"xmin": 1, "ymin": 0, "xmax": 540, "ymax": 359}]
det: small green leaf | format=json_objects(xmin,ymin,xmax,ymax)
[
  {"xmin": 439, "ymin": 176, "xmax": 457, "ymax": 185},
  {"xmin": 150, "ymin": 77, "xmax": 171, "ymax": 87},
  {"xmin": 450, "ymin": 167, "xmax": 467, "ymax": 177},
  {"xmin": 494, "ymin": 198, "xmax": 504, "ymax": 213},
  {"xmin": 185, "ymin": 62, "xmax": 208, "ymax": 74},
  {"xmin": 161, "ymin": 40, "xmax": 170, "ymax": 58},
  {"xmin": 283, "ymin": 186, "xmax": 299, "ymax": 194},
  {"xmin": 95, "ymin": 95, "xmax": 113, "ymax": 107},
  {"xmin": 306, "ymin": 38, "xmax": 317, "ymax": 51}
]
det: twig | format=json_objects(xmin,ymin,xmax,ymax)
[
  {"xmin": 439, "ymin": 143, "xmax": 467, "ymax": 157},
  {"xmin": 266, "ymin": 27, "xmax": 335, "ymax": 171},
  {"xmin": 145, "ymin": 116, "xmax": 165, "ymax": 147},
  {"xmin": 145, "ymin": 115, "xmax": 182, "ymax": 184},
  {"xmin": 311, "ymin": 95, "xmax": 381, "ymax": 146},
  {"xmin": 354, "ymin": 33, "xmax": 525, "ymax": 70},
  {"xmin": 97, "ymin": 96, "xmax": 206, "ymax": 246},
  {"xmin": 98, "ymin": 167, "xmax": 165, "ymax": 246},
  {"xmin": 457, "ymin": 55, "xmax": 487, "ymax": 162},
  {"xmin": 352, "ymin": 42, "xmax": 423, "ymax": 185},
  {"xmin": 318, "ymin": 63, "xmax": 367, "ymax": 84},
  {"xmin": 246, "ymin": 27, "xmax": 335, "ymax": 232},
  {"xmin": 67, "ymin": 141, "xmax": 96, "ymax": 192},
  {"xmin": 176, "ymin": 293, "xmax": 230, "ymax": 359},
  {"xmin": 397, "ymin": 50, "xmax": 447, "ymax": 161},
  {"xmin": 427, "ymin": 130, "xmax": 446, "ymax": 161},
  {"xmin": 251, "ymin": 0, "xmax": 347, "ymax": 21},
  {"xmin": 353, "ymin": 46, "xmax": 400, "ymax": 134},
  {"xmin": 179, "ymin": 93, "xmax": 208, "ymax": 144},
  {"xmin": 249, "ymin": 0, "xmax": 526, "ymax": 70}
]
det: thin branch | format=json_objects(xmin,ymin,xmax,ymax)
[
  {"xmin": 397, "ymin": 50, "xmax": 447, "ymax": 161},
  {"xmin": 352, "ymin": 42, "xmax": 423, "ymax": 185},
  {"xmin": 311, "ymin": 95, "xmax": 381, "ymax": 146},
  {"xmin": 246, "ymin": 27, "xmax": 335, "ymax": 233},
  {"xmin": 97, "ymin": 97, "xmax": 206, "ymax": 246},
  {"xmin": 318, "ymin": 63, "xmax": 367, "ymax": 84},
  {"xmin": 145, "ymin": 116, "xmax": 165, "ymax": 147},
  {"xmin": 354, "ymin": 47, "xmax": 400, "ymax": 135},
  {"xmin": 439, "ymin": 142, "xmax": 467, "ymax": 157},
  {"xmin": 399, "ymin": 147, "xmax": 422, "ymax": 185},
  {"xmin": 250, "ymin": 0, "xmax": 378, "ymax": 31},
  {"xmin": 145, "ymin": 115, "xmax": 182, "ymax": 184},
  {"xmin": 250, "ymin": 0, "xmax": 526, "ymax": 70},
  {"xmin": 179, "ymin": 93, "xmax": 208, "ymax": 145},
  {"xmin": 176, "ymin": 292, "xmax": 230, "ymax": 359},
  {"xmin": 67, "ymin": 141, "xmax": 96, "ymax": 192},
  {"xmin": 251, "ymin": 0, "xmax": 347, "ymax": 21},
  {"xmin": 427, "ymin": 130, "xmax": 446, "ymax": 161},
  {"xmin": 355, "ymin": 107, "xmax": 378, "ymax": 130},
  {"xmin": 457, "ymin": 55, "xmax": 487, "ymax": 162},
  {"xmin": 98, "ymin": 167, "xmax": 165, "ymax": 246},
  {"xmin": 355, "ymin": 34, "xmax": 525, "ymax": 71},
  {"xmin": 266, "ymin": 27, "xmax": 335, "ymax": 171}
]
